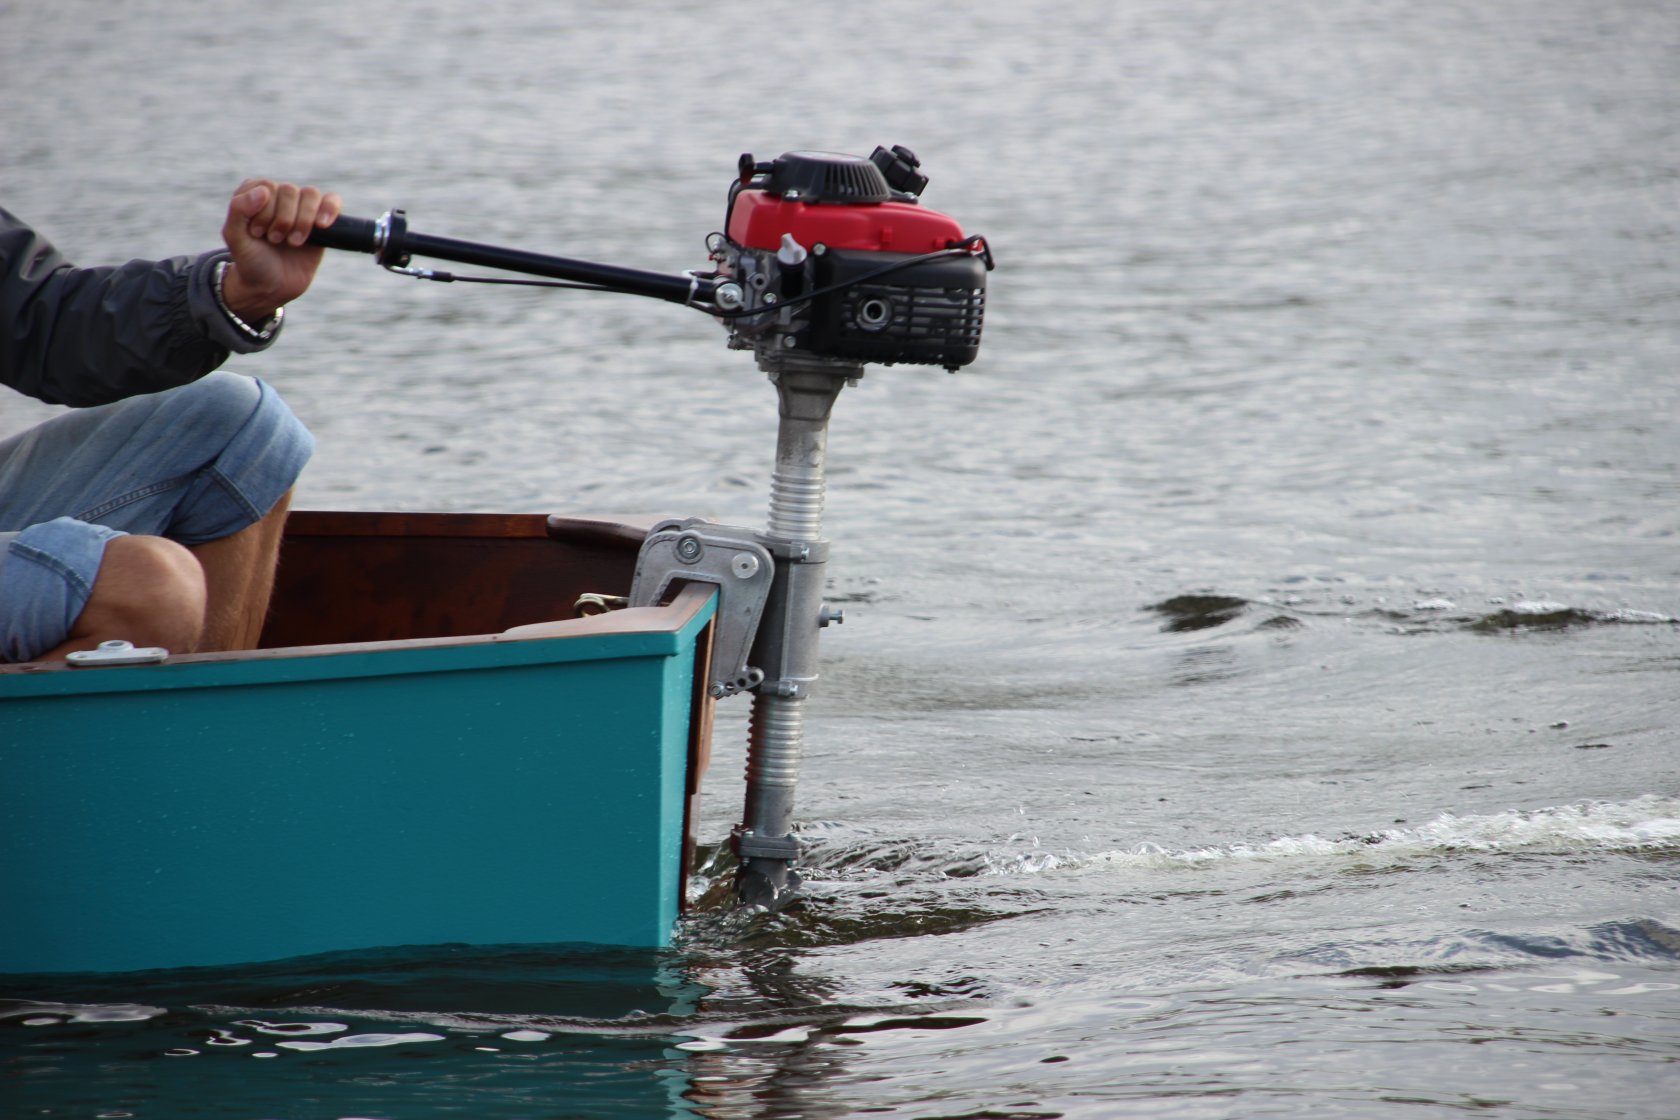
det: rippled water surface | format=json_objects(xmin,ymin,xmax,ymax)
[{"xmin": 3, "ymin": 0, "xmax": 1678, "ymax": 1116}]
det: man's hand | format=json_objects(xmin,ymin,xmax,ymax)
[{"xmin": 219, "ymin": 180, "xmax": 343, "ymax": 324}]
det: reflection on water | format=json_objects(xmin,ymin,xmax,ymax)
[{"xmin": 1, "ymin": 944, "xmax": 708, "ymax": 1117}]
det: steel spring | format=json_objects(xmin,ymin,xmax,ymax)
[
  {"xmin": 767, "ymin": 466, "xmax": 825, "ymax": 541},
  {"xmin": 745, "ymin": 694, "xmax": 804, "ymax": 789}
]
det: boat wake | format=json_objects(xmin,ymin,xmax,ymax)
[
  {"xmin": 790, "ymin": 796, "xmax": 1680, "ymax": 884},
  {"xmin": 982, "ymin": 795, "xmax": 1680, "ymax": 876}
]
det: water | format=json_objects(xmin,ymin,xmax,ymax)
[{"xmin": 3, "ymin": 0, "xmax": 1678, "ymax": 1115}]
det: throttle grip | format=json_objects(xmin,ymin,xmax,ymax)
[{"xmin": 307, "ymin": 215, "xmax": 380, "ymax": 254}]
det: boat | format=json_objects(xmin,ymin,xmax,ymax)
[
  {"xmin": 0, "ymin": 147, "xmax": 990, "ymax": 976},
  {"xmin": 1, "ymin": 513, "xmax": 718, "ymax": 974}
]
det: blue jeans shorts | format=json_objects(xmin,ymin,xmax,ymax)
[{"xmin": 0, "ymin": 372, "xmax": 313, "ymax": 661}]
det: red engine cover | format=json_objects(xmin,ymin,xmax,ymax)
[{"xmin": 727, "ymin": 190, "xmax": 967, "ymax": 254}]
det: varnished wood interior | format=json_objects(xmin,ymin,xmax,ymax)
[{"xmin": 260, "ymin": 511, "xmax": 652, "ymax": 648}]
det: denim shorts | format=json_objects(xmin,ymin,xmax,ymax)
[{"xmin": 0, "ymin": 372, "xmax": 313, "ymax": 661}]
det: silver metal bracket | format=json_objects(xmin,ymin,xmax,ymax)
[
  {"xmin": 733, "ymin": 827, "xmax": 801, "ymax": 862},
  {"xmin": 630, "ymin": 518, "xmax": 776, "ymax": 698}
]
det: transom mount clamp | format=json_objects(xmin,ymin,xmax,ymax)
[{"xmin": 629, "ymin": 518, "xmax": 775, "ymax": 698}]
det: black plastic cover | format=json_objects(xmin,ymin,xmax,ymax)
[
  {"xmin": 807, "ymin": 248, "xmax": 986, "ymax": 370},
  {"xmin": 763, "ymin": 152, "xmax": 892, "ymax": 204},
  {"xmin": 870, "ymin": 145, "xmax": 929, "ymax": 197}
]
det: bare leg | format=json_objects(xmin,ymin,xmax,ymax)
[
  {"xmin": 36, "ymin": 535, "xmax": 206, "ymax": 660},
  {"xmin": 189, "ymin": 488, "xmax": 293, "ymax": 652}
]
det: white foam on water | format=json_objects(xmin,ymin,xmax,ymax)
[
  {"xmin": 0, "ymin": 1001, "xmax": 166, "ymax": 1024},
  {"xmin": 275, "ymin": 1032, "xmax": 446, "ymax": 1052},
  {"xmin": 987, "ymin": 795, "xmax": 1680, "ymax": 876},
  {"xmin": 233, "ymin": 1020, "xmax": 349, "ymax": 1036},
  {"xmin": 1421, "ymin": 970, "xmax": 1676, "ymax": 999},
  {"xmin": 1509, "ymin": 599, "xmax": 1571, "ymax": 615},
  {"xmin": 1602, "ymin": 608, "xmax": 1677, "ymax": 624}
]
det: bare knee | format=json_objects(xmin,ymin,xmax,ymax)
[{"xmin": 72, "ymin": 535, "xmax": 207, "ymax": 654}]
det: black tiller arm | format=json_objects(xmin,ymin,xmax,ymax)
[{"xmin": 309, "ymin": 211, "xmax": 721, "ymax": 306}]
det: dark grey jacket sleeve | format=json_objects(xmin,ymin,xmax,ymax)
[{"xmin": 0, "ymin": 205, "xmax": 282, "ymax": 407}]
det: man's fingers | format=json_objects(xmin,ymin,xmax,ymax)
[
  {"xmin": 228, "ymin": 180, "xmax": 340, "ymax": 230},
  {"xmin": 226, "ymin": 179, "xmax": 275, "ymax": 240},
  {"xmin": 231, "ymin": 181, "xmax": 272, "ymax": 215},
  {"xmin": 284, "ymin": 187, "xmax": 333, "ymax": 246},
  {"xmin": 315, "ymin": 191, "xmax": 344, "ymax": 229},
  {"xmin": 266, "ymin": 183, "xmax": 302, "ymax": 244}
]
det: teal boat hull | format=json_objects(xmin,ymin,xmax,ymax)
[{"xmin": 0, "ymin": 513, "xmax": 718, "ymax": 975}]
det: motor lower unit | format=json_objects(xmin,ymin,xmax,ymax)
[{"xmin": 709, "ymin": 147, "xmax": 990, "ymax": 371}]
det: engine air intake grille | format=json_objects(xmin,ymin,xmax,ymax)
[{"xmin": 766, "ymin": 152, "xmax": 892, "ymax": 204}]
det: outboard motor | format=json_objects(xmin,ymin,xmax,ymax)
[
  {"xmin": 709, "ymin": 147, "xmax": 988, "ymax": 371},
  {"xmin": 307, "ymin": 146, "xmax": 991, "ymax": 912}
]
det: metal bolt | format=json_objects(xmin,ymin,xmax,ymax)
[
  {"xmin": 731, "ymin": 552, "xmax": 761, "ymax": 579},
  {"xmin": 675, "ymin": 535, "xmax": 703, "ymax": 562}
]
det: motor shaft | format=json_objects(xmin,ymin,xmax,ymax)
[{"xmin": 735, "ymin": 359, "xmax": 860, "ymax": 908}]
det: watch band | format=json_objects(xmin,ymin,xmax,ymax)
[{"xmin": 212, "ymin": 260, "xmax": 284, "ymax": 341}]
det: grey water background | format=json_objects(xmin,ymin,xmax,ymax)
[{"xmin": 3, "ymin": 0, "xmax": 1679, "ymax": 1116}]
